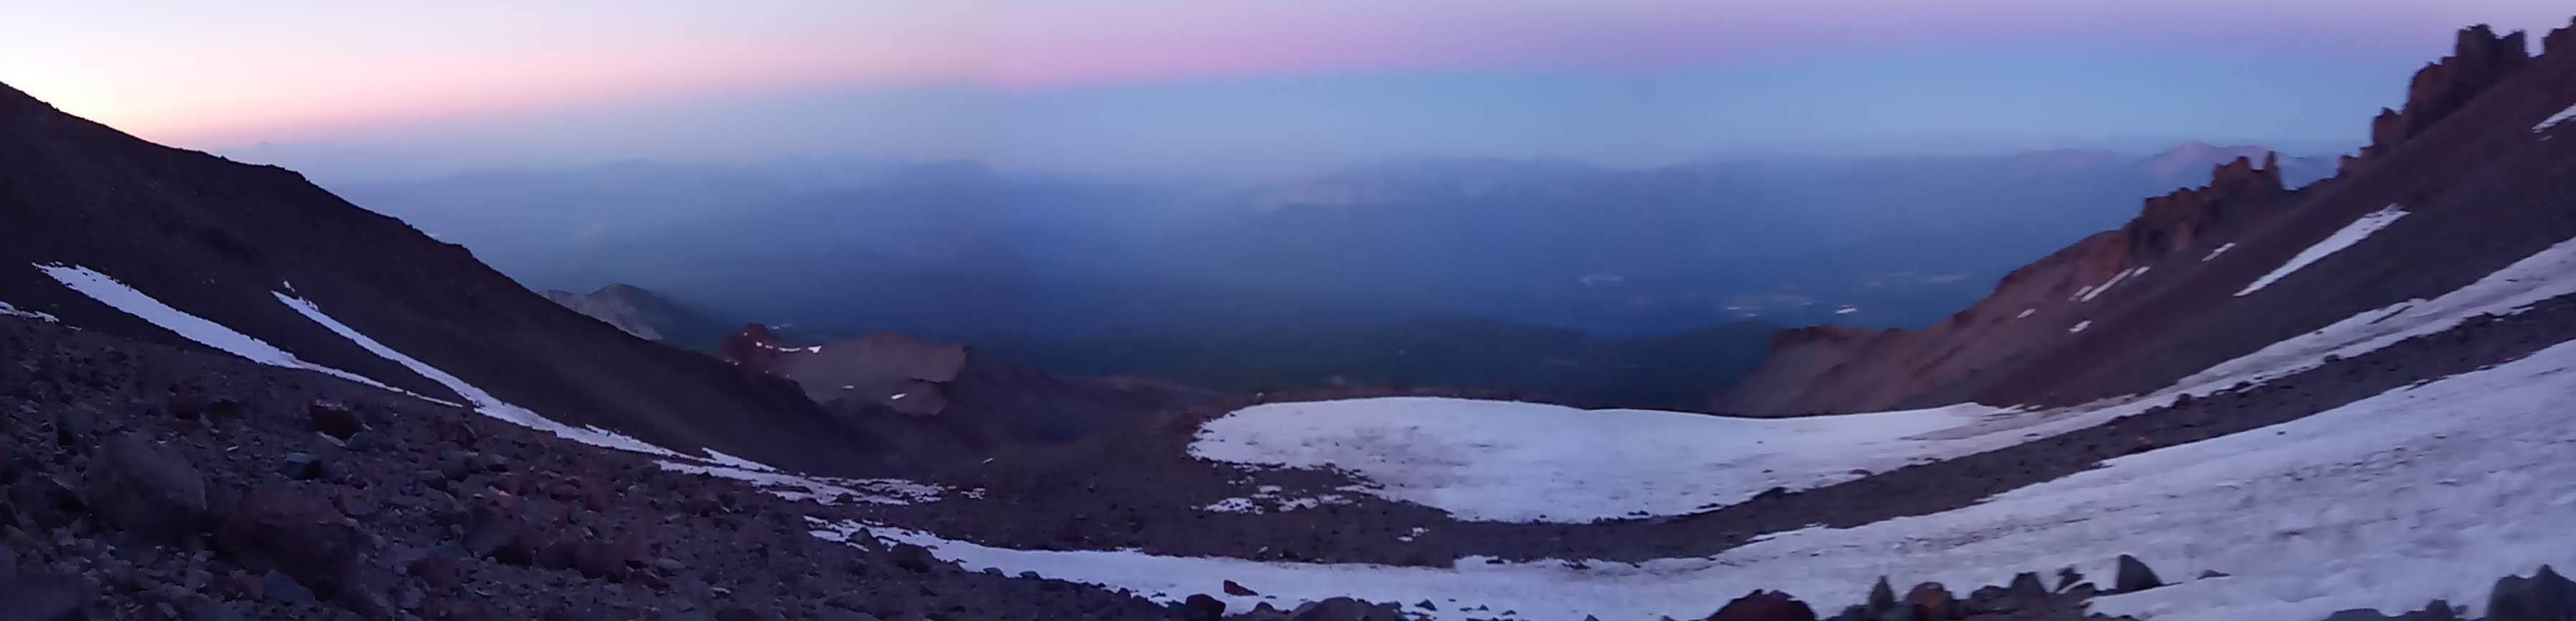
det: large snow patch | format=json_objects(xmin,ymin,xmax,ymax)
[
  {"xmin": 1191, "ymin": 399, "xmax": 2009, "ymax": 523},
  {"xmin": 827, "ymin": 337, "xmax": 2576, "ymax": 621},
  {"xmin": 2236, "ymin": 204, "xmax": 2406, "ymax": 296}
]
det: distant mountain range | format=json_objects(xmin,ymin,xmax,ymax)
[{"xmin": 339, "ymin": 142, "xmax": 2347, "ymax": 346}]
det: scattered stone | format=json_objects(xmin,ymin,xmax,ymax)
[{"xmin": 0, "ymin": 573, "xmax": 89, "ymax": 621}]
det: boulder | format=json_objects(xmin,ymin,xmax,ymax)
[
  {"xmin": 1901, "ymin": 582, "xmax": 1953, "ymax": 620},
  {"xmin": 307, "ymin": 401, "xmax": 367, "ymax": 441},
  {"xmin": 2114, "ymin": 555, "xmax": 2163, "ymax": 593},
  {"xmin": 1182, "ymin": 594, "xmax": 1226, "ymax": 620},
  {"xmin": 215, "ymin": 486, "xmax": 373, "ymax": 604},
  {"xmin": 84, "ymin": 433, "xmax": 206, "ymax": 545},
  {"xmin": 2486, "ymin": 566, "xmax": 2576, "ymax": 621},
  {"xmin": 1705, "ymin": 589, "xmax": 1817, "ymax": 621}
]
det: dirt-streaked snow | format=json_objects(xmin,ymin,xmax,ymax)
[
  {"xmin": 656, "ymin": 460, "xmax": 943, "ymax": 505},
  {"xmin": 2237, "ymin": 205, "xmax": 2407, "ymax": 296},
  {"xmin": 1192, "ymin": 398, "xmax": 2010, "ymax": 523},
  {"xmin": 823, "ymin": 338, "xmax": 2576, "ymax": 621},
  {"xmin": 702, "ymin": 448, "xmax": 781, "ymax": 472}
]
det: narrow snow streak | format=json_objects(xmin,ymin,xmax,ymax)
[
  {"xmin": 2015, "ymin": 308, "xmax": 2036, "ymax": 319},
  {"xmin": 656, "ymin": 461, "xmax": 942, "ymax": 506},
  {"xmin": 2183, "ymin": 229, "xmax": 2576, "ymax": 390},
  {"xmin": 2237, "ymin": 205, "xmax": 2407, "ymax": 296},
  {"xmin": 0, "ymin": 300, "xmax": 58, "ymax": 323},
  {"xmin": 277, "ymin": 293, "xmax": 683, "ymax": 458},
  {"xmin": 2536, "ymin": 102, "xmax": 2576, "ymax": 137},
  {"xmin": 2202, "ymin": 242, "xmax": 2237, "ymax": 262},
  {"xmin": 702, "ymin": 448, "xmax": 781, "ymax": 473},
  {"xmin": 35, "ymin": 264, "xmax": 415, "ymax": 395},
  {"xmin": 822, "ymin": 339, "xmax": 2576, "ymax": 621},
  {"xmin": 2081, "ymin": 268, "xmax": 2135, "ymax": 303},
  {"xmin": 2068, "ymin": 320, "xmax": 2092, "ymax": 334}
]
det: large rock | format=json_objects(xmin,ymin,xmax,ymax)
[
  {"xmin": 1705, "ymin": 589, "xmax": 1817, "ymax": 621},
  {"xmin": 85, "ymin": 433, "xmax": 207, "ymax": 545},
  {"xmin": 215, "ymin": 486, "xmax": 373, "ymax": 604},
  {"xmin": 2486, "ymin": 566, "xmax": 2576, "ymax": 621},
  {"xmin": 2113, "ymin": 554, "xmax": 2163, "ymax": 593}
]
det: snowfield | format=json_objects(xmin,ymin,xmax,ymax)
[
  {"xmin": 1192, "ymin": 398, "xmax": 2012, "ymax": 523},
  {"xmin": 822, "ymin": 338, "xmax": 2576, "ymax": 621},
  {"xmin": 2237, "ymin": 205, "xmax": 2407, "ymax": 296}
]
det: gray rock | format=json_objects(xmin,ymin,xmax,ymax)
[{"xmin": 0, "ymin": 573, "xmax": 88, "ymax": 621}]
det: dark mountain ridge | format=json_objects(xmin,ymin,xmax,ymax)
[
  {"xmin": 1719, "ymin": 22, "xmax": 2576, "ymax": 415},
  {"xmin": 0, "ymin": 81, "xmax": 904, "ymax": 475}
]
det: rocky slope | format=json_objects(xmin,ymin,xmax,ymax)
[
  {"xmin": 540, "ymin": 284, "xmax": 734, "ymax": 354},
  {"xmin": 1717, "ymin": 22, "xmax": 2576, "ymax": 416},
  {"xmin": 720, "ymin": 326, "xmax": 1208, "ymax": 461},
  {"xmin": 0, "ymin": 82, "xmax": 900, "ymax": 476}
]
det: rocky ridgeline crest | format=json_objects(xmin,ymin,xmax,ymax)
[{"xmin": 2351, "ymin": 24, "xmax": 2544, "ymax": 172}]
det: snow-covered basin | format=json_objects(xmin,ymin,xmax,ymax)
[
  {"xmin": 1191, "ymin": 226, "xmax": 2576, "ymax": 525},
  {"xmin": 1192, "ymin": 398, "xmax": 2008, "ymax": 523},
  {"xmin": 827, "ymin": 337, "xmax": 2576, "ymax": 621}
]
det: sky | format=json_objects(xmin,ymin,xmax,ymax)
[{"xmin": 3, "ymin": 1, "xmax": 2571, "ymax": 182}]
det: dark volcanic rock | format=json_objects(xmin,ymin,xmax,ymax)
[
  {"xmin": 2486, "ymin": 566, "xmax": 2576, "ymax": 621},
  {"xmin": 1706, "ymin": 589, "xmax": 1817, "ymax": 621},
  {"xmin": 84, "ymin": 433, "xmax": 207, "ymax": 545},
  {"xmin": 2112, "ymin": 555, "xmax": 2162, "ymax": 594},
  {"xmin": 215, "ymin": 486, "xmax": 373, "ymax": 604},
  {"xmin": 305, "ymin": 401, "xmax": 366, "ymax": 441}
]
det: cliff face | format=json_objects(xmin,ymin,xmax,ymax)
[{"xmin": 1716, "ymin": 24, "xmax": 2575, "ymax": 416}]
